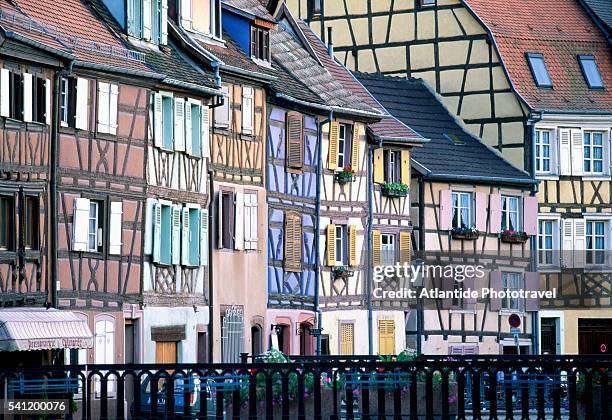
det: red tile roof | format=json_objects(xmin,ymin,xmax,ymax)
[{"xmin": 464, "ymin": 0, "xmax": 612, "ymax": 112}]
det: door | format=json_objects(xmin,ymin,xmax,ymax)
[
  {"xmin": 339, "ymin": 323, "xmax": 354, "ymax": 355},
  {"xmin": 155, "ymin": 341, "xmax": 178, "ymax": 364},
  {"xmin": 540, "ymin": 317, "xmax": 558, "ymax": 355},
  {"xmin": 299, "ymin": 323, "xmax": 313, "ymax": 356},
  {"xmin": 578, "ymin": 319, "xmax": 612, "ymax": 354},
  {"xmin": 378, "ymin": 320, "xmax": 395, "ymax": 355}
]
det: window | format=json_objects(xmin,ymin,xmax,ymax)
[
  {"xmin": 127, "ymin": 0, "xmax": 167, "ymax": 44},
  {"xmin": 187, "ymin": 100, "xmax": 203, "ymax": 157},
  {"xmin": 535, "ymin": 130, "xmax": 552, "ymax": 173},
  {"xmin": 9, "ymin": 71, "xmax": 23, "ymax": 120},
  {"xmin": 335, "ymin": 225, "xmax": 345, "ymax": 265},
  {"xmin": 251, "ymin": 26, "xmax": 270, "ymax": 62},
  {"xmin": 182, "ymin": 0, "xmax": 221, "ymax": 37},
  {"xmin": 336, "ymin": 124, "xmax": 353, "ymax": 169},
  {"xmin": 384, "ymin": 150, "xmax": 400, "ymax": 183},
  {"xmin": 538, "ymin": 220, "xmax": 556, "ymax": 266},
  {"xmin": 60, "ymin": 78, "xmax": 70, "ymax": 126},
  {"xmin": 451, "ymin": 192, "xmax": 472, "ymax": 229},
  {"xmin": 308, "ymin": 0, "xmax": 322, "ymax": 17},
  {"xmin": 242, "ymin": 86, "xmax": 254, "ymax": 134},
  {"xmin": 60, "ymin": 77, "xmax": 89, "ymax": 130},
  {"xmin": 501, "ymin": 196, "xmax": 520, "ymax": 231},
  {"xmin": 381, "ymin": 233, "xmax": 395, "ymax": 265},
  {"xmin": 586, "ymin": 220, "xmax": 606, "ymax": 265},
  {"xmin": 183, "ymin": 207, "xmax": 201, "ymax": 266},
  {"xmin": 526, "ymin": 53, "xmax": 552, "ymax": 88},
  {"xmin": 87, "ymin": 201, "xmax": 101, "ymax": 252},
  {"xmin": 220, "ymin": 191, "xmax": 235, "ymax": 249},
  {"xmin": 578, "ymin": 55, "xmax": 604, "ymax": 89},
  {"xmin": 285, "ymin": 212, "xmax": 302, "ymax": 272},
  {"xmin": 24, "ymin": 196, "xmax": 39, "ymax": 250},
  {"xmin": 97, "ymin": 82, "xmax": 118, "ymax": 135},
  {"xmin": 286, "ymin": 112, "xmax": 304, "ymax": 170},
  {"xmin": 0, "ymin": 195, "xmax": 14, "ymax": 250},
  {"xmin": 72, "ymin": 198, "xmax": 116, "ymax": 253},
  {"xmin": 215, "ymin": 85, "xmax": 230, "ymax": 127},
  {"xmin": 583, "ymin": 131, "xmax": 604, "ymax": 174},
  {"xmin": 30, "ymin": 76, "xmax": 49, "ymax": 124},
  {"xmin": 502, "ymin": 272, "xmax": 523, "ymax": 311}
]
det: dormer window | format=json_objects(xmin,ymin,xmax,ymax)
[
  {"xmin": 127, "ymin": 0, "xmax": 168, "ymax": 45},
  {"xmin": 578, "ymin": 55, "xmax": 604, "ymax": 89},
  {"xmin": 251, "ymin": 26, "xmax": 270, "ymax": 63},
  {"xmin": 526, "ymin": 53, "xmax": 552, "ymax": 88},
  {"xmin": 180, "ymin": 0, "xmax": 222, "ymax": 38}
]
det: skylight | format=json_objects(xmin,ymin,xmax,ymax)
[
  {"xmin": 578, "ymin": 55, "xmax": 604, "ymax": 89},
  {"xmin": 444, "ymin": 133, "xmax": 466, "ymax": 145},
  {"xmin": 526, "ymin": 53, "xmax": 553, "ymax": 88}
]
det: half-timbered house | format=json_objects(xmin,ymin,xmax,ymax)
[{"xmin": 359, "ymin": 74, "xmax": 540, "ymax": 355}]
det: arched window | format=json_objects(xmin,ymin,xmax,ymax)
[{"xmin": 251, "ymin": 324, "xmax": 262, "ymax": 356}]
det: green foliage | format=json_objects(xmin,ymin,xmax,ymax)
[{"xmin": 381, "ymin": 182, "xmax": 409, "ymax": 197}]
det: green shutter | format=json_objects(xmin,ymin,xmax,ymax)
[
  {"xmin": 181, "ymin": 207, "xmax": 190, "ymax": 266},
  {"xmin": 192, "ymin": 104, "xmax": 201, "ymax": 157},
  {"xmin": 200, "ymin": 209, "xmax": 208, "ymax": 266},
  {"xmin": 189, "ymin": 209, "xmax": 199, "ymax": 265},
  {"xmin": 153, "ymin": 202, "xmax": 161, "ymax": 263}
]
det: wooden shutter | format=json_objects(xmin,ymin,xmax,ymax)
[
  {"xmin": 108, "ymin": 201, "xmax": 123, "ymax": 255},
  {"xmin": 171, "ymin": 205, "xmax": 181, "ymax": 265},
  {"xmin": 378, "ymin": 320, "xmax": 395, "ymax": 355},
  {"xmin": 286, "ymin": 111, "xmax": 304, "ymax": 169},
  {"xmin": 372, "ymin": 230, "xmax": 381, "ymax": 266},
  {"xmin": 339, "ymin": 323, "xmax": 354, "ymax": 355},
  {"xmin": 201, "ymin": 105, "xmax": 210, "ymax": 158},
  {"xmin": 439, "ymin": 190, "xmax": 453, "ymax": 230},
  {"xmin": 373, "ymin": 147, "xmax": 384, "ymax": 184},
  {"xmin": 326, "ymin": 224, "xmax": 336, "ymax": 266},
  {"xmin": 143, "ymin": 0, "xmax": 152, "ymax": 40},
  {"xmin": 0, "ymin": 69, "xmax": 9, "ymax": 117},
  {"xmin": 185, "ymin": 100, "xmax": 193, "ymax": 155},
  {"xmin": 523, "ymin": 196, "xmax": 538, "ymax": 235},
  {"xmin": 573, "ymin": 219, "xmax": 586, "ymax": 268},
  {"xmin": 351, "ymin": 124, "xmax": 360, "ymax": 170},
  {"xmin": 45, "ymin": 79, "xmax": 51, "ymax": 125},
  {"xmin": 22, "ymin": 73, "xmax": 33, "ymax": 122},
  {"xmin": 525, "ymin": 272, "xmax": 540, "ymax": 311},
  {"xmin": 348, "ymin": 225, "xmax": 357, "ymax": 266},
  {"xmin": 72, "ymin": 197, "xmax": 90, "ymax": 252},
  {"xmin": 400, "ymin": 150, "xmax": 410, "ymax": 185},
  {"xmin": 234, "ymin": 192, "xmax": 244, "ymax": 250},
  {"xmin": 559, "ymin": 128, "xmax": 571, "ymax": 175},
  {"xmin": 109, "ymin": 84, "xmax": 118, "ymax": 135},
  {"xmin": 75, "ymin": 77, "xmax": 89, "ymax": 130},
  {"xmin": 97, "ymin": 82, "xmax": 110, "ymax": 133},
  {"xmin": 284, "ymin": 212, "xmax": 302, "ymax": 272},
  {"xmin": 181, "ymin": 207, "xmax": 190, "ymax": 266},
  {"xmin": 160, "ymin": 0, "xmax": 168, "ymax": 45},
  {"xmin": 475, "ymin": 192, "xmax": 487, "ymax": 231},
  {"xmin": 247, "ymin": 193, "xmax": 258, "ymax": 250},
  {"xmin": 242, "ymin": 87, "xmax": 254, "ymax": 134},
  {"xmin": 153, "ymin": 93, "xmax": 163, "ymax": 147},
  {"xmin": 570, "ymin": 129, "xmax": 583, "ymax": 175},
  {"xmin": 174, "ymin": 97, "xmax": 185, "ymax": 151},
  {"xmin": 153, "ymin": 202, "xmax": 162, "ymax": 262},
  {"xmin": 399, "ymin": 231, "xmax": 411, "ymax": 265},
  {"xmin": 489, "ymin": 193, "xmax": 502, "ymax": 233},
  {"xmin": 489, "ymin": 271, "xmax": 502, "ymax": 311},
  {"xmin": 328, "ymin": 121, "xmax": 339, "ymax": 170},
  {"xmin": 200, "ymin": 209, "xmax": 208, "ymax": 266}
]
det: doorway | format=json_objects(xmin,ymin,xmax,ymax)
[
  {"xmin": 540, "ymin": 317, "xmax": 559, "ymax": 354},
  {"xmin": 578, "ymin": 319, "xmax": 612, "ymax": 354},
  {"xmin": 299, "ymin": 323, "xmax": 313, "ymax": 356},
  {"xmin": 155, "ymin": 341, "xmax": 178, "ymax": 364}
]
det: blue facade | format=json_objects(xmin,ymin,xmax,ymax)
[
  {"xmin": 267, "ymin": 107, "xmax": 319, "ymax": 309},
  {"xmin": 222, "ymin": 11, "xmax": 251, "ymax": 56}
]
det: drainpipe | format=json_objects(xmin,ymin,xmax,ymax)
[
  {"xmin": 314, "ymin": 111, "xmax": 333, "ymax": 355},
  {"xmin": 207, "ymin": 167, "xmax": 215, "ymax": 362},
  {"xmin": 50, "ymin": 61, "xmax": 73, "ymax": 309},
  {"xmin": 327, "ymin": 28, "xmax": 334, "ymax": 58},
  {"xmin": 528, "ymin": 115, "xmax": 541, "ymax": 355},
  {"xmin": 212, "ymin": 61, "xmax": 221, "ymax": 88},
  {"xmin": 366, "ymin": 143, "xmax": 379, "ymax": 355},
  {"xmin": 417, "ymin": 176, "xmax": 425, "ymax": 355}
]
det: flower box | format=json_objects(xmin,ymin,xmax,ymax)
[
  {"xmin": 335, "ymin": 167, "xmax": 355, "ymax": 184},
  {"xmin": 501, "ymin": 230, "xmax": 529, "ymax": 244},
  {"xmin": 381, "ymin": 182, "xmax": 408, "ymax": 198},
  {"xmin": 450, "ymin": 227, "xmax": 480, "ymax": 240},
  {"xmin": 332, "ymin": 266, "xmax": 354, "ymax": 280}
]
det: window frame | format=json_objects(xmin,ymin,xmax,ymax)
[
  {"xmin": 535, "ymin": 129, "xmax": 553, "ymax": 174},
  {"xmin": 334, "ymin": 224, "xmax": 346, "ymax": 266},
  {"xmin": 538, "ymin": 218, "xmax": 559, "ymax": 267},
  {"xmin": 308, "ymin": 0, "xmax": 322, "ymax": 18},
  {"xmin": 501, "ymin": 195, "xmax": 521, "ymax": 231},
  {"xmin": 583, "ymin": 131, "xmax": 605, "ymax": 175},
  {"xmin": 578, "ymin": 55, "xmax": 604, "ymax": 90},
  {"xmin": 0, "ymin": 194, "xmax": 15, "ymax": 251},
  {"xmin": 336, "ymin": 123, "xmax": 352, "ymax": 169},
  {"xmin": 380, "ymin": 233, "xmax": 396, "ymax": 266},
  {"xmin": 526, "ymin": 53, "xmax": 553, "ymax": 88},
  {"xmin": 501, "ymin": 272, "xmax": 523, "ymax": 311},
  {"xmin": 585, "ymin": 219, "xmax": 606, "ymax": 266},
  {"xmin": 23, "ymin": 195, "xmax": 40, "ymax": 250},
  {"xmin": 220, "ymin": 191, "xmax": 235, "ymax": 250},
  {"xmin": 87, "ymin": 201, "xmax": 102, "ymax": 253},
  {"xmin": 251, "ymin": 26, "xmax": 270, "ymax": 63},
  {"xmin": 451, "ymin": 191, "xmax": 472, "ymax": 229},
  {"xmin": 384, "ymin": 150, "xmax": 401, "ymax": 183}
]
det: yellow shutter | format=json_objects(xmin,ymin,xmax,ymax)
[
  {"xmin": 401, "ymin": 150, "xmax": 410, "ymax": 185},
  {"xmin": 327, "ymin": 224, "xmax": 336, "ymax": 266},
  {"xmin": 328, "ymin": 121, "xmax": 339, "ymax": 170},
  {"xmin": 372, "ymin": 230, "xmax": 381, "ymax": 266},
  {"xmin": 348, "ymin": 225, "xmax": 357, "ymax": 266},
  {"xmin": 340, "ymin": 323, "xmax": 354, "ymax": 355},
  {"xmin": 351, "ymin": 124, "xmax": 361, "ymax": 170},
  {"xmin": 378, "ymin": 320, "xmax": 395, "ymax": 355},
  {"xmin": 399, "ymin": 231, "xmax": 411, "ymax": 265},
  {"xmin": 373, "ymin": 148, "xmax": 384, "ymax": 184}
]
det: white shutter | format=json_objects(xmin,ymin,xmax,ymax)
[
  {"xmin": 97, "ymin": 82, "xmax": 110, "ymax": 133},
  {"xmin": 181, "ymin": 207, "xmax": 190, "ymax": 266},
  {"xmin": 172, "ymin": 205, "xmax": 181, "ymax": 265},
  {"xmin": 562, "ymin": 219, "xmax": 573, "ymax": 268},
  {"xmin": 143, "ymin": 0, "xmax": 152, "ymax": 40},
  {"xmin": 144, "ymin": 198, "xmax": 156, "ymax": 255},
  {"xmin": 109, "ymin": 84, "xmax": 119, "ymax": 135},
  {"xmin": 570, "ymin": 129, "xmax": 583, "ymax": 176},
  {"xmin": 161, "ymin": 0, "xmax": 168, "ymax": 45},
  {"xmin": 174, "ymin": 97, "xmax": 185, "ymax": 151},
  {"xmin": 559, "ymin": 128, "xmax": 571, "ymax": 176},
  {"xmin": 153, "ymin": 202, "xmax": 162, "ymax": 263},
  {"xmin": 153, "ymin": 93, "xmax": 163, "ymax": 147},
  {"xmin": 574, "ymin": 219, "xmax": 586, "ymax": 268},
  {"xmin": 72, "ymin": 198, "xmax": 90, "ymax": 252},
  {"xmin": 45, "ymin": 79, "xmax": 51, "ymax": 125},
  {"xmin": 0, "ymin": 69, "xmax": 9, "ymax": 117},
  {"xmin": 201, "ymin": 105, "xmax": 210, "ymax": 158},
  {"xmin": 245, "ymin": 193, "xmax": 258, "ymax": 250},
  {"xmin": 108, "ymin": 201, "xmax": 123, "ymax": 255},
  {"xmin": 180, "ymin": 0, "xmax": 192, "ymax": 28},
  {"xmin": 234, "ymin": 192, "xmax": 244, "ymax": 250},
  {"xmin": 23, "ymin": 73, "xmax": 33, "ymax": 122},
  {"xmin": 75, "ymin": 78, "xmax": 89, "ymax": 130},
  {"xmin": 185, "ymin": 100, "xmax": 193, "ymax": 155},
  {"xmin": 242, "ymin": 87, "xmax": 253, "ymax": 134},
  {"xmin": 200, "ymin": 209, "xmax": 208, "ymax": 266}
]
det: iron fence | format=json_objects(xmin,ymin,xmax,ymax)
[{"xmin": 1, "ymin": 355, "xmax": 611, "ymax": 419}]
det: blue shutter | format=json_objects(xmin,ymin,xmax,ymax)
[
  {"xmin": 189, "ymin": 209, "xmax": 200, "ymax": 265},
  {"xmin": 127, "ymin": 0, "xmax": 135, "ymax": 35}
]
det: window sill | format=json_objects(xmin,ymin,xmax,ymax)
[
  {"xmin": 537, "ymin": 266, "xmax": 561, "ymax": 273},
  {"xmin": 584, "ymin": 265, "xmax": 612, "ymax": 272},
  {"xmin": 535, "ymin": 174, "xmax": 559, "ymax": 181},
  {"xmin": 499, "ymin": 310, "xmax": 526, "ymax": 316},
  {"xmin": 582, "ymin": 175, "xmax": 610, "ymax": 181},
  {"xmin": 449, "ymin": 308, "xmax": 476, "ymax": 314}
]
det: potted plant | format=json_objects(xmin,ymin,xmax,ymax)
[
  {"xmin": 450, "ymin": 227, "xmax": 480, "ymax": 240},
  {"xmin": 500, "ymin": 230, "xmax": 529, "ymax": 244},
  {"xmin": 332, "ymin": 266, "xmax": 354, "ymax": 280},
  {"xmin": 335, "ymin": 166, "xmax": 355, "ymax": 184},
  {"xmin": 381, "ymin": 182, "xmax": 409, "ymax": 197}
]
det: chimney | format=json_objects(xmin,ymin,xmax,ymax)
[{"xmin": 327, "ymin": 27, "xmax": 333, "ymax": 58}]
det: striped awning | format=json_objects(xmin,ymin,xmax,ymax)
[{"xmin": 0, "ymin": 308, "xmax": 93, "ymax": 352}]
